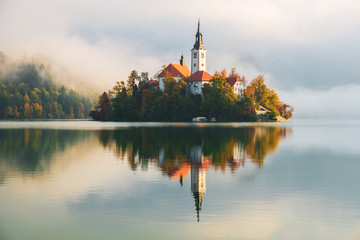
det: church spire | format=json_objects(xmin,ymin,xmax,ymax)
[
  {"xmin": 180, "ymin": 54, "xmax": 185, "ymax": 66},
  {"xmin": 193, "ymin": 19, "xmax": 205, "ymax": 50},
  {"xmin": 191, "ymin": 19, "xmax": 207, "ymax": 74},
  {"xmin": 193, "ymin": 191, "xmax": 204, "ymax": 222},
  {"xmin": 197, "ymin": 19, "xmax": 201, "ymax": 34}
]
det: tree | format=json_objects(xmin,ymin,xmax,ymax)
[
  {"xmin": 95, "ymin": 92, "xmax": 112, "ymax": 121},
  {"xmin": 2, "ymin": 106, "xmax": 13, "ymax": 119},
  {"xmin": 112, "ymin": 81, "xmax": 126, "ymax": 96},
  {"xmin": 13, "ymin": 106, "xmax": 20, "ymax": 118},
  {"xmin": 213, "ymin": 69, "xmax": 227, "ymax": 79},
  {"xmin": 141, "ymin": 72, "xmax": 150, "ymax": 83},
  {"xmin": 0, "ymin": 61, "xmax": 94, "ymax": 120},
  {"xmin": 163, "ymin": 71, "xmax": 177, "ymax": 95},
  {"xmin": 141, "ymin": 89, "xmax": 153, "ymax": 110},
  {"xmin": 127, "ymin": 70, "xmax": 140, "ymax": 89},
  {"xmin": 245, "ymin": 75, "xmax": 293, "ymax": 119},
  {"xmin": 24, "ymin": 94, "xmax": 30, "ymax": 103},
  {"xmin": 79, "ymin": 103, "xmax": 85, "ymax": 119},
  {"xmin": 32, "ymin": 103, "xmax": 43, "ymax": 118},
  {"xmin": 277, "ymin": 103, "xmax": 294, "ymax": 119},
  {"xmin": 201, "ymin": 73, "xmax": 240, "ymax": 121},
  {"xmin": 23, "ymin": 103, "xmax": 32, "ymax": 118},
  {"xmin": 229, "ymin": 68, "xmax": 246, "ymax": 84},
  {"xmin": 17, "ymin": 64, "xmax": 42, "ymax": 89}
]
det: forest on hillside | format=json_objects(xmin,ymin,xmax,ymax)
[
  {"xmin": 0, "ymin": 53, "xmax": 95, "ymax": 119},
  {"xmin": 91, "ymin": 69, "xmax": 293, "ymax": 122}
]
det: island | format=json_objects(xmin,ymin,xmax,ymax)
[{"xmin": 90, "ymin": 21, "xmax": 293, "ymax": 122}]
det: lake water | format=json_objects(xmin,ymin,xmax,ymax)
[{"xmin": 0, "ymin": 120, "xmax": 360, "ymax": 240}]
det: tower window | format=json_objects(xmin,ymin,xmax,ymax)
[
  {"xmin": 194, "ymin": 52, "xmax": 197, "ymax": 58},
  {"xmin": 201, "ymin": 53, "xmax": 204, "ymax": 58},
  {"xmin": 201, "ymin": 64, "xmax": 204, "ymax": 67},
  {"xmin": 194, "ymin": 63, "xmax": 196, "ymax": 67}
]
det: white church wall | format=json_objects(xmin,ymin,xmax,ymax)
[
  {"xmin": 188, "ymin": 81, "xmax": 202, "ymax": 95},
  {"xmin": 233, "ymin": 82, "xmax": 245, "ymax": 96},
  {"xmin": 187, "ymin": 81, "xmax": 212, "ymax": 95},
  {"xmin": 191, "ymin": 49, "xmax": 207, "ymax": 74},
  {"xmin": 159, "ymin": 77, "xmax": 165, "ymax": 91}
]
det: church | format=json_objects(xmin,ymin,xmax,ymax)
[{"xmin": 158, "ymin": 20, "xmax": 245, "ymax": 95}]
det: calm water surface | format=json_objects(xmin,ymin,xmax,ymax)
[{"xmin": 0, "ymin": 120, "xmax": 360, "ymax": 240}]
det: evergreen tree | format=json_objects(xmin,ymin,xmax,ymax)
[{"xmin": 0, "ymin": 62, "xmax": 95, "ymax": 120}]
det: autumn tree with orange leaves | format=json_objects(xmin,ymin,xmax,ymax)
[{"xmin": 244, "ymin": 75, "xmax": 293, "ymax": 119}]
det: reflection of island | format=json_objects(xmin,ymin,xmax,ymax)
[
  {"xmin": 101, "ymin": 126, "xmax": 290, "ymax": 171},
  {"xmin": 100, "ymin": 126, "xmax": 291, "ymax": 221},
  {"xmin": 0, "ymin": 129, "xmax": 91, "ymax": 182},
  {"xmin": 0, "ymin": 126, "xmax": 290, "ymax": 221}
]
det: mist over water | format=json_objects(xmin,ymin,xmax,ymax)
[{"xmin": 278, "ymin": 84, "xmax": 360, "ymax": 119}]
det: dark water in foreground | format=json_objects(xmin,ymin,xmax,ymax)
[{"xmin": 0, "ymin": 120, "xmax": 360, "ymax": 240}]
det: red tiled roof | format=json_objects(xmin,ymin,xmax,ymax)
[
  {"xmin": 151, "ymin": 79, "xmax": 158, "ymax": 85},
  {"xmin": 226, "ymin": 76, "xmax": 240, "ymax": 86},
  {"xmin": 169, "ymin": 163, "xmax": 190, "ymax": 180},
  {"xmin": 188, "ymin": 71, "xmax": 212, "ymax": 82},
  {"xmin": 158, "ymin": 63, "xmax": 191, "ymax": 78}
]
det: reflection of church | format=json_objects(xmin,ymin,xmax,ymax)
[
  {"xmin": 103, "ymin": 126, "xmax": 290, "ymax": 222},
  {"xmin": 191, "ymin": 162, "xmax": 207, "ymax": 222},
  {"xmin": 168, "ymin": 145, "xmax": 210, "ymax": 221},
  {"xmin": 188, "ymin": 145, "xmax": 210, "ymax": 222},
  {"xmin": 162, "ymin": 127, "xmax": 287, "ymax": 221},
  {"xmin": 166, "ymin": 143, "xmax": 247, "ymax": 221}
]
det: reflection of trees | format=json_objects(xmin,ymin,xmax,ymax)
[
  {"xmin": 0, "ymin": 129, "xmax": 90, "ymax": 176},
  {"xmin": 0, "ymin": 126, "xmax": 289, "ymax": 183},
  {"xmin": 99, "ymin": 126, "xmax": 291, "ymax": 173},
  {"xmin": 99, "ymin": 126, "xmax": 291, "ymax": 222},
  {"xmin": 245, "ymin": 127, "xmax": 289, "ymax": 167}
]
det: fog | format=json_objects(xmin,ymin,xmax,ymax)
[
  {"xmin": 278, "ymin": 85, "xmax": 360, "ymax": 119},
  {"xmin": 1, "ymin": 0, "xmax": 359, "ymax": 118}
]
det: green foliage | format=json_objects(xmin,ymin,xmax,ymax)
[
  {"xmin": 91, "ymin": 69, "xmax": 293, "ymax": 122},
  {"xmin": 98, "ymin": 126, "xmax": 289, "ymax": 171},
  {"xmin": 0, "ymin": 129, "xmax": 90, "ymax": 173},
  {"xmin": 0, "ymin": 127, "xmax": 288, "ymax": 176},
  {"xmin": 90, "ymin": 92, "xmax": 112, "ymax": 121},
  {"xmin": 127, "ymin": 70, "xmax": 140, "ymax": 90},
  {"xmin": 92, "ymin": 69, "xmax": 255, "ymax": 122},
  {"xmin": 0, "ymin": 63, "xmax": 95, "ymax": 119},
  {"xmin": 201, "ymin": 74, "xmax": 243, "ymax": 121}
]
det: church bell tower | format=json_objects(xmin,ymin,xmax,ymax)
[{"xmin": 191, "ymin": 20, "xmax": 207, "ymax": 74}]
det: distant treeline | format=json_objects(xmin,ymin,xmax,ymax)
[
  {"xmin": 0, "ymin": 61, "xmax": 95, "ymax": 119},
  {"xmin": 91, "ymin": 69, "xmax": 293, "ymax": 122}
]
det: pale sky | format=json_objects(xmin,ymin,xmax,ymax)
[{"xmin": 1, "ymin": 0, "xmax": 359, "ymax": 118}]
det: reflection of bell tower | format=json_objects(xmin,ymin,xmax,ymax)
[{"xmin": 191, "ymin": 163, "xmax": 206, "ymax": 222}]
